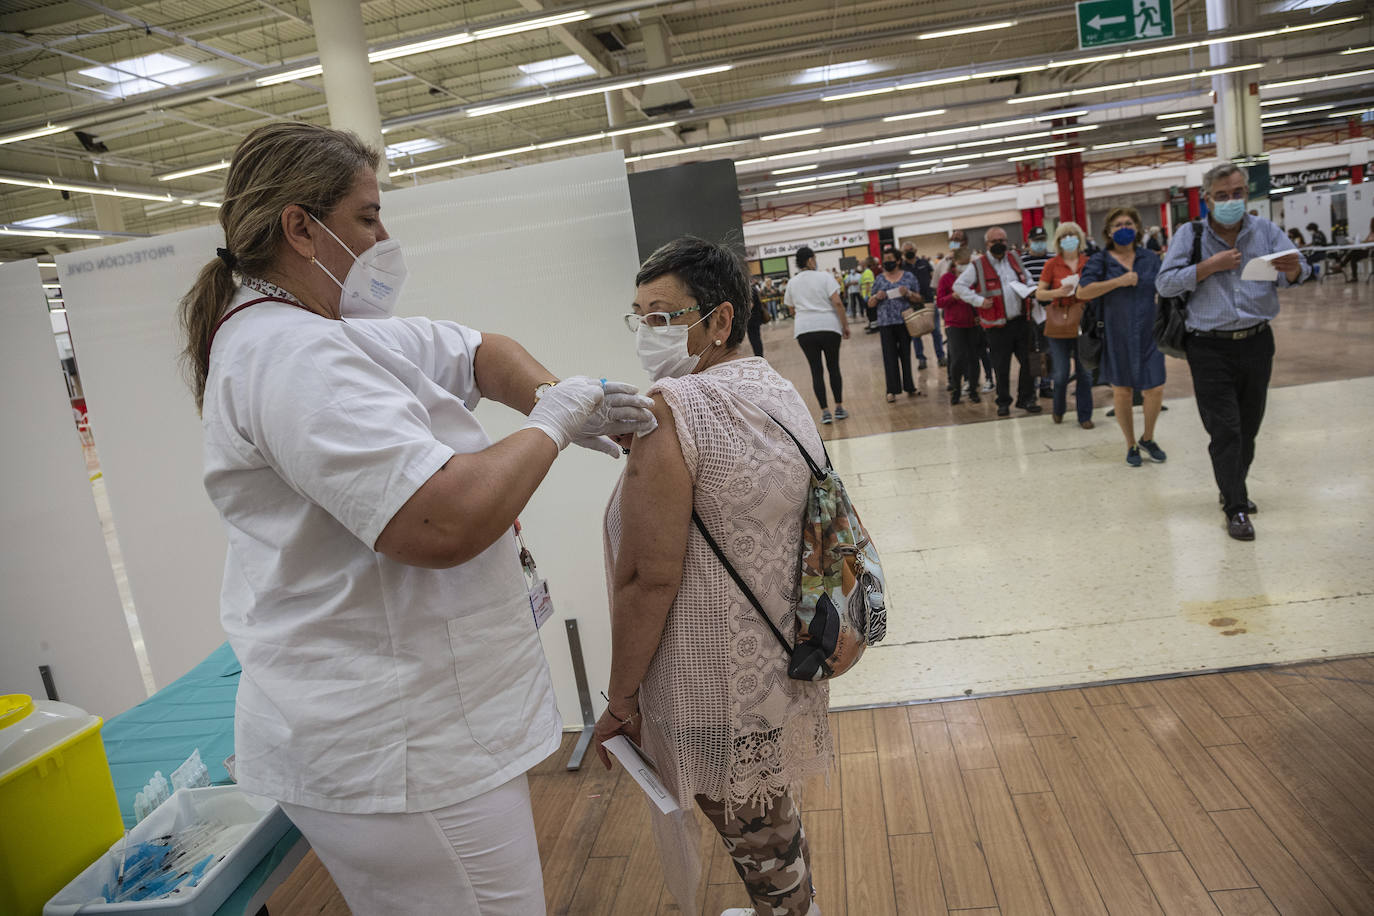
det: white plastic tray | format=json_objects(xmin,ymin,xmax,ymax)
[{"xmin": 44, "ymin": 786, "xmax": 291, "ymax": 916}]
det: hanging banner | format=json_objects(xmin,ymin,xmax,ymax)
[{"xmin": 746, "ymin": 231, "xmax": 869, "ymax": 260}]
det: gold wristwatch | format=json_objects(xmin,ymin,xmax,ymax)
[{"xmin": 533, "ymin": 380, "xmax": 558, "ymax": 401}]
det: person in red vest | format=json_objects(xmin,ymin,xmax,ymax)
[{"xmin": 952, "ymin": 227, "xmax": 1043, "ymax": 417}]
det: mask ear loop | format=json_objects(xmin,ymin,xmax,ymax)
[{"xmin": 307, "ymin": 213, "xmax": 355, "ymax": 292}]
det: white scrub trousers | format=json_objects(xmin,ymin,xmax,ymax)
[{"xmin": 279, "ymin": 774, "xmax": 544, "ymax": 915}]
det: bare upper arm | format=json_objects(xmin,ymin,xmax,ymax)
[
  {"xmin": 614, "ymin": 394, "xmax": 692, "ymax": 593},
  {"xmin": 374, "ymin": 457, "xmax": 470, "ymax": 568}
]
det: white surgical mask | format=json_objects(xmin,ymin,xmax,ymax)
[
  {"xmin": 311, "ymin": 215, "xmax": 407, "ymax": 317},
  {"xmin": 636, "ymin": 314, "xmax": 708, "ymax": 381}
]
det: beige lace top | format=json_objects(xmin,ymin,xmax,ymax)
[{"xmin": 603, "ymin": 357, "xmax": 833, "ymax": 818}]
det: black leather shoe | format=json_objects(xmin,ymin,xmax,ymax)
[
  {"xmin": 969, "ymin": 391, "xmax": 981, "ymax": 403},
  {"xmin": 1227, "ymin": 512, "xmax": 1256, "ymax": 541},
  {"xmin": 1219, "ymin": 494, "xmax": 1258, "ymax": 514},
  {"xmin": 997, "ymin": 405, "xmax": 1010, "ymax": 417},
  {"xmin": 1023, "ymin": 403, "xmax": 1044, "ymax": 414}
]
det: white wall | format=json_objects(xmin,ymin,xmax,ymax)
[
  {"xmin": 0, "ymin": 261, "xmax": 146, "ymax": 718},
  {"xmin": 1284, "ymin": 191, "xmax": 1332, "ymax": 240},
  {"xmin": 1346, "ymin": 184, "xmax": 1374, "ymax": 241},
  {"xmin": 55, "ymin": 153, "xmax": 639, "ymax": 728}
]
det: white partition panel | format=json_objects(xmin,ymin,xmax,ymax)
[
  {"xmin": 0, "ymin": 261, "xmax": 146, "ymax": 717},
  {"xmin": 1283, "ymin": 191, "xmax": 1332, "ymax": 240},
  {"xmin": 1348, "ymin": 184, "xmax": 1374, "ymax": 244},
  {"xmin": 384, "ymin": 151, "xmax": 641, "ymax": 727},
  {"xmin": 58, "ymin": 154, "xmax": 640, "ymax": 726},
  {"xmin": 57, "ymin": 227, "xmax": 230, "ymax": 688}
]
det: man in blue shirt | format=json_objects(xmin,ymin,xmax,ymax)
[{"xmin": 1156, "ymin": 162, "xmax": 1309, "ymax": 541}]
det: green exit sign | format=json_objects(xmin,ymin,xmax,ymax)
[{"xmin": 1078, "ymin": 0, "xmax": 1174, "ymax": 49}]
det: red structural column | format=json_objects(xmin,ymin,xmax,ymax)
[
  {"xmin": 868, "ymin": 229, "xmax": 881, "ymax": 259},
  {"xmin": 1186, "ymin": 187, "xmax": 1201, "ymax": 219},
  {"xmin": 1055, "ymin": 157, "xmax": 1076, "ymax": 229},
  {"xmin": 1352, "ymin": 117, "xmax": 1364, "ymax": 140},
  {"xmin": 1353, "ymin": 164, "xmax": 1365, "ymax": 185},
  {"xmin": 1070, "ymin": 152, "xmax": 1087, "ymax": 229},
  {"xmin": 1159, "ymin": 201, "xmax": 1171, "ymax": 237},
  {"xmin": 1021, "ymin": 208, "xmax": 1034, "ymax": 240}
]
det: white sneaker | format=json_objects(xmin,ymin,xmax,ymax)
[{"xmin": 721, "ymin": 903, "xmax": 821, "ymax": 916}]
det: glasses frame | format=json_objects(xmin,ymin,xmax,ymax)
[{"xmin": 623, "ymin": 306, "xmax": 701, "ymax": 333}]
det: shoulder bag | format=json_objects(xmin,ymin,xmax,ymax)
[
  {"xmin": 692, "ymin": 415, "xmax": 887, "ymax": 681},
  {"xmin": 1153, "ymin": 221, "xmax": 1203, "ymax": 359}
]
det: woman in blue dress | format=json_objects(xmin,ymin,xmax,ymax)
[{"xmin": 1077, "ymin": 206, "xmax": 1167, "ymax": 467}]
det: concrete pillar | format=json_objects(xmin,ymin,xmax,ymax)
[
  {"xmin": 309, "ymin": 0, "xmax": 387, "ymax": 180},
  {"xmin": 604, "ymin": 91, "xmax": 629, "ymax": 154},
  {"xmin": 91, "ymin": 195, "xmax": 126, "ymax": 232},
  {"xmin": 1207, "ymin": 0, "xmax": 1262, "ymax": 161}
]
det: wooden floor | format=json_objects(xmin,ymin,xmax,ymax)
[{"xmin": 266, "ymin": 655, "xmax": 1374, "ymax": 915}]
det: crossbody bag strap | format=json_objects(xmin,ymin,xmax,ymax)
[
  {"xmin": 691, "ymin": 510, "xmax": 793, "ymax": 657},
  {"xmin": 760, "ymin": 411, "xmax": 831, "ymax": 476}
]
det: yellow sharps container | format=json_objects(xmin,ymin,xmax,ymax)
[{"xmin": 0, "ymin": 694, "xmax": 124, "ymax": 915}]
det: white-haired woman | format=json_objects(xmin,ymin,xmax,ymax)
[{"xmin": 1035, "ymin": 222, "xmax": 1095, "ymax": 428}]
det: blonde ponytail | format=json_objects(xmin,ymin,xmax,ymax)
[
  {"xmin": 176, "ymin": 122, "xmax": 380, "ymax": 413},
  {"xmin": 178, "ymin": 256, "xmax": 238, "ymax": 413}
]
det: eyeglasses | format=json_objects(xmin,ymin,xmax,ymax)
[
  {"xmin": 624, "ymin": 306, "xmax": 700, "ymax": 332},
  {"xmin": 1210, "ymin": 189, "xmax": 1247, "ymax": 202}
]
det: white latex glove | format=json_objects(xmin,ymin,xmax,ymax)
[
  {"xmin": 578, "ymin": 380, "xmax": 657, "ymax": 439},
  {"xmin": 520, "ymin": 376, "xmax": 605, "ymax": 451}
]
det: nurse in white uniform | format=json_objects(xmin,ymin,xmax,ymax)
[{"xmin": 178, "ymin": 122, "xmax": 655, "ymax": 914}]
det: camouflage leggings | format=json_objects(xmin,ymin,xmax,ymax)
[{"xmin": 697, "ymin": 792, "xmax": 814, "ymax": 916}]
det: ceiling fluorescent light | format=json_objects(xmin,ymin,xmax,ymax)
[
  {"xmin": 777, "ymin": 170, "xmax": 855, "ymax": 186},
  {"xmin": 882, "ymin": 108, "xmax": 947, "ymax": 123},
  {"xmin": 1260, "ymin": 119, "xmax": 1289, "ymax": 127},
  {"xmin": 368, "ymin": 33, "xmax": 473, "ymax": 63},
  {"xmin": 1261, "ymin": 104, "xmax": 1334, "ymax": 117},
  {"xmin": 918, "ymin": 21, "xmax": 1015, "ymax": 40},
  {"xmin": 1047, "ymin": 53, "xmax": 1123, "ymax": 68},
  {"xmin": 0, "ymin": 175, "xmax": 174, "ymax": 203},
  {"xmin": 37, "ymin": 260, "xmax": 57, "ymax": 267},
  {"xmin": 736, "ymin": 157, "xmax": 767, "ymax": 166},
  {"xmin": 765, "ymin": 148, "xmax": 823, "ymax": 162},
  {"xmin": 1161, "ymin": 122, "xmax": 1206, "ymax": 132},
  {"xmin": 155, "ymin": 160, "xmax": 230, "ymax": 181},
  {"xmin": 0, "ymin": 123, "xmax": 69, "ymax": 145},
  {"xmin": 1260, "ymin": 97, "xmax": 1300, "ymax": 106},
  {"xmin": 1156, "ymin": 109, "xmax": 1205, "ymax": 120},
  {"xmin": 0, "ymin": 225, "xmax": 119, "ymax": 239},
  {"xmin": 607, "ymin": 121, "xmax": 674, "ymax": 138},
  {"xmin": 1340, "ymin": 46, "xmax": 1374, "ymax": 55},
  {"xmin": 896, "ymin": 75, "xmax": 975, "ymax": 91},
  {"xmin": 641, "ymin": 64, "xmax": 733, "ymax": 84},
  {"xmin": 772, "ymin": 164, "xmax": 818, "ymax": 175},
  {"xmin": 761, "ymin": 128, "xmax": 823, "ymax": 142},
  {"xmin": 1007, "ymin": 147, "xmax": 1085, "ymax": 161},
  {"xmin": 821, "ymin": 86, "xmax": 895, "ymax": 102},
  {"xmin": 256, "ymin": 65, "xmax": 323, "ymax": 87},
  {"xmin": 466, "ymin": 97, "xmax": 556, "ymax": 117},
  {"xmin": 471, "ymin": 10, "xmax": 591, "ymax": 40},
  {"xmin": 1327, "ymin": 106, "xmax": 1374, "ymax": 117},
  {"xmin": 1263, "ymin": 67, "xmax": 1374, "ymax": 90}
]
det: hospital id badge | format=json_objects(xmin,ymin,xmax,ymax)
[{"xmin": 529, "ymin": 577, "xmax": 554, "ymax": 629}]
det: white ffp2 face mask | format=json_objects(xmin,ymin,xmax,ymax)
[
  {"xmin": 311, "ymin": 215, "xmax": 407, "ymax": 317},
  {"xmin": 636, "ymin": 315, "xmax": 708, "ymax": 381}
]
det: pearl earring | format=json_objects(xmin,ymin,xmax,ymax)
[{"xmin": 715, "ymin": 339, "xmax": 723, "ymax": 346}]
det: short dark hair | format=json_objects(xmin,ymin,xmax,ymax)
[
  {"xmin": 795, "ymin": 246, "xmax": 816, "ymax": 269},
  {"xmin": 635, "ymin": 236, "xmax": 749, "ymax": 349}
]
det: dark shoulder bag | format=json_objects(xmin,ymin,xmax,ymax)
[
  {"xmin": 1077, "ymin": 252, "xmax": 1107, "ymax": 371},
  {"xmin": 1154, "ymin": 221, "xmax": 1203, "ymax": 359}
]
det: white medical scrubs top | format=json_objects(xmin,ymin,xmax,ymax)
[{"xmin": 201, "ymin": 286, "xmax": 561, "ymax": 815}]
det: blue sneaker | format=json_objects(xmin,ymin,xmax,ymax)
[
  {"xmin": 821, "ymin": 410, "xmax": 833, "ymax": 425},
  {"xmin": 1138, "ymin": 438, "xmax": 1167, "ymax": 462},
  {"xmin": 834, "ymin": 406, "xmax": 849, "ymax": 420},
  {"xmin": 1126, "ymin": 446, "xmax": 1143, "ymax": 468}
]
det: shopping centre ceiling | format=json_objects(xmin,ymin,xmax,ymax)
[{"xmin": 1, "ymin": 0, "xmax": 1371, "ymax": 258}]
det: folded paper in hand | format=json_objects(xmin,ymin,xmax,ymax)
[
  {"xmin": 1240, "ymin": 251, "xmax": 1287, "ymax": 283},
  {"xmin": 1010, "ymin": 280, "xmax": 1039, "ymax": 299},
  {"xmin": 885, "ymin": 287, "xmax": 904, "ymax": 300},
  {"xmin": 603, "ymin": 735, "xmax": 680, "ymax": 814},
  {"xmin": 1061, "ymin": 274, "xmax": 1079, "ymax": 289}
]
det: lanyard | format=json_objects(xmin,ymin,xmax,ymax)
[{"xmin": 205, "ymin": 295, "xmax": 309, "ymax": 361}]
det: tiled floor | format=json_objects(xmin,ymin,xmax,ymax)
[{"xmin": 824, "ymin": 376, "xmax": 1374, "ymax": 708}]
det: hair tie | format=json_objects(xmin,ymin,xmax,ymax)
[{"xmin": 216, "ymin": 247, "xmax": 237, "ymax": 269}]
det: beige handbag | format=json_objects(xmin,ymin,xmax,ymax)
[{"xmin": 902, "ymin": 307, "xmax": 935, "ymax": 338}]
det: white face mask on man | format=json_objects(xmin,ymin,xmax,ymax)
[
  {"xmin": 635, "ymin": 313, "xmax": 710, "ymax": 381},
  {"xmin": 310, "ymin": 215, "xmax": 407, "ymax": 317}
]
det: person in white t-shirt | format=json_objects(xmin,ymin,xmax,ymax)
[
  {"xmin": 783, "ymin": 246, "xmax": 851, "ymax": 424},
  {"xmin": 178, "ymin": 122, "xmax": 656, "ymax": 915}
]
